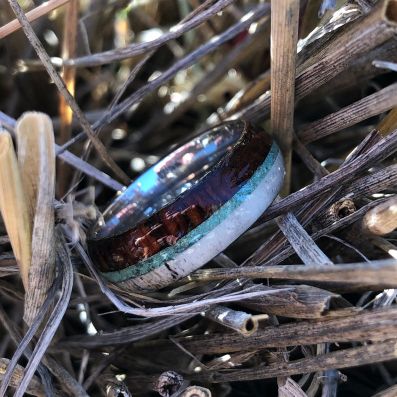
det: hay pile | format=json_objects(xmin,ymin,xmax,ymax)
[{"xmin": 0, "ymin": 0, "xmax": 397, "ymax": 396}]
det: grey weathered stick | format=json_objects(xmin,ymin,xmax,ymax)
[
  {"xmin": 194, "ymin": 340, "xmax": 397, "ymax": 383},
  {"xmin": 58, "ymin": 148, "xmax": 124, "ymax": 191},
  {"xmin": 258, "ymin": 199, "xmax": 388, "ymax": 269},
  {"xmin": 149, "ymin": 307, "xmax": 397, "ymax": 355},
  {"xmin": 343, "ymin": 164, "xmax": 397, "ymax": 200},
  {"xmin": 16, "ymin": 113, "xmax": 56, "ymax": 326},
  {"xmin": 241, "ymin": 285, "xmax": 339, "ymax": 319},
  {"xmin": 270, "ymin": 0, "xmax": 299, "ymax": 193},
  {"xmin": 189, "ymin": 259, "xmax": 397, "ymax": 285},
  {"xmin": 298, "ymin": 82, "xmax": 397, "ymax": 144},
  {"xmin": 252, "ymin": 158, "xmax": 396, "ymax": 239},
  {"xmin": 361, "ymin": 195, "xmax": 397, "ymax": 235},
  {"xmin": 277, "ymin": 212, "xmax": 332, "ymax": 266},
  {"xmin": 60, "ymin": 315, "xmax": 195, "ymax": 348},
  {"xmin": 305, "ymin": 37, "xmax": 397, "ymax": 104},
  {"xmin": 274, "ymin": 200, "xmax": 333, "ymax": 397},
  {"xmin": 204, "ymin": 305, "xmax": 258, "ymax": 336}
]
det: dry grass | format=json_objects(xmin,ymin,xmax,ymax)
[{"xmin": 0, "ymin": 0, "xmax": 397, "ymax": 396}]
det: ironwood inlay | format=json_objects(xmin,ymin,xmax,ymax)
[{"xmin": 87, "ymin": 123, "xmax": 272, "ymax": 273}]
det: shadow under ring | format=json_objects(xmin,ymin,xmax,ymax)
[{"xmin": 87, "ymin": 121, "xmax": 284, "ymax": 291}]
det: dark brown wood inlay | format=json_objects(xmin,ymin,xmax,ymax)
[{"xmin": 87, "ymin": 122, "xmax": 272, "ymax": 273}]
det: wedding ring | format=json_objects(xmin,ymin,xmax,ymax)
[{"xmin": 87, "ymin": 121, "xmax": 284, "ymax": 291}]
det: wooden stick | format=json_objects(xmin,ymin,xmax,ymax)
[
  {"xmin": 16, "ymin": 112, "xmax": 56, "ymax": 325},
  {"xmin": 57, "ymin": 0, "xmax": 78, "ymax": 196},
  {"xmin": 0, "ymin": 130, "xmax": 31, "ymax": 289},
  {"xmin": 0, "ymin": 0, "xmax": 70, "ymax": 39},
  {"xmin": 277, "ymin": 211, "xmax": 332, "ymax": 266},
  {"xmin": 250, "ymin": 200, "xmax": 386, "ymax": 271},
  {"xmin": 270, "ymin": 0, "xmax": 299, "ymax": 193},
  {"xmin": 204, "ymin": 305, "xmax": 258, "ymax": 336},
  {"xmin": 189, "ymin": 259, "xmax": 397, "ymax": 285},
  {"xmin": 298, "ymin": 82, "xmax": 397, "ymax": 144},
  {"xmin": 194, "ymin": 340, "xmax": 397, "ymax": 383},
  {"xmin": 361, "ymin": 195, "xmax": 397, "ymax": 235},
  {"xmin": 343, "ymin": 164, "xmax": 397, "ymax": 200},
  {"xmin": 240, "ymin": 285, "xmax": 339, "ymax": 319},
  {"xmin": 227, "ymin": 33, "xmax": 396, "ymax": 122},
  {"xmin": 153, "ymin": 307, "xmax": 397, "ymax": 355}
]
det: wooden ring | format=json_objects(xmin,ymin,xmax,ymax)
[{"xmin": 87, "ymin": 121, "xmax": 284, "ymax": 291}]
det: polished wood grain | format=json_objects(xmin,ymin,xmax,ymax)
[{"xmin": 88, "ymin": 123, "xmax": 272, "ymax": 273}]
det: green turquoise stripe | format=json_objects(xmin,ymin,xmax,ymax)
[{"xmin": 102, "ymin": 143, "xmax": 280, "ymax": 283}]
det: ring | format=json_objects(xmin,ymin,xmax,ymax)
[{"xmin": 87, "ymin": 121, "xmax": 284, "ymax": 291}]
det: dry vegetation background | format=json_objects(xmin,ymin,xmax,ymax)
[{"xmin": 1, "ymin": 0, "xmax": 397, "ymax": 396}]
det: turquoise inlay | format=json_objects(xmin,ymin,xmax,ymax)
[{"xmin": 102, "ymin": 143, "xmax": 281, "ymax": 283}]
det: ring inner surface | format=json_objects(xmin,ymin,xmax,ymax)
[
  {"xmin": 88, "ymin": 121, "xmax": 273, "ymax": 274},
  {"xmin": 92, "ymin": 122, "xmax": 243, "ymax": 239}
]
